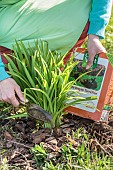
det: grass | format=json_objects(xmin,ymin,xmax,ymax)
[
  {"xmin": 102, "ymin": 10, "xmax": 113, "ymax": 55},
  {"xmin": 31, "ymin": 129, "xmax": 113, "ymax": 170}
]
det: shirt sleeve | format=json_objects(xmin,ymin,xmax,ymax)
[
  {"xmin": 88, "ymin": 0, "xmax": 112, "ymax": 39},
  {"xmin": 0, "ymin": 56, "xmax": 10, "ymax": 81}
]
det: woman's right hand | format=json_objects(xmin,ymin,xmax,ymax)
[{"xmin": 0, "ymin": 78, "xmax": 26, "ymax": 107}]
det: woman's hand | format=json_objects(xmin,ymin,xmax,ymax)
[
  {"xmin": 86, "ymin": 34, "xmax": 106, "ymax": 69},
  {"xmin": 0, "ymin": 78, "xmax": 26, "ymax": 107}
]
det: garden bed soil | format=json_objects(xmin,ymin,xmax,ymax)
[{"xmin": 0, "ymin": 105, "xmax": 113, "ymax": 170}]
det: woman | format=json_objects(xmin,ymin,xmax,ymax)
[{"xmin": 0, "ymin": 0, "xmax": 112, "ymax": 106}]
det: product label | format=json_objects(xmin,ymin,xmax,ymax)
[
  {"xmin": 69, "ymin": 52, "xmax": 109, "ymax": 113},
  {"xmin": 100, "ymin": 110, "xmax": 109, "ymax": 121}
]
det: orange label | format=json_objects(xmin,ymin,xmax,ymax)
[{"xmin": 65, "ymin": 48, "xmax": 113, "ymax": 121}]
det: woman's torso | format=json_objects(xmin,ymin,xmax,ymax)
[{"xmin": 0, "ymin": 0, "xmax": 92, "ymax": 53}]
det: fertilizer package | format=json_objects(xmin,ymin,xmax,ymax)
[{"xmin": 65, "ymin": 48, "xmax": 113, "ymax": 121}]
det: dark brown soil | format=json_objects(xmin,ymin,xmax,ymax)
[{"xmin": 0, "ymin": 105, "xmax": 113, "ymax": 169}]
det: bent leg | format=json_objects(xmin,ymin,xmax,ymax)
[
  {"xmin": 64, "ymin": 22, "xmax": 89, "ymax": 65},
  {"xmin": 0, "ymin": 46, "xmax": 12, "ymax": 64},
  {"xmin": 1, "ymin": 22, "xmax": 89, "ymax": 65}
]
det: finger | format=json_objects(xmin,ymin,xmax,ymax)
[
  {"xmin": 0, "ymin": 89, "xmax": 10, "ymax": 103},
  {"xmin": 15, "ymin": 85, "xmax": 28, "ymax": 103},
  {"xmin": 10, "ymin": 95, "xmax": 20, "ymax": 107},
  {"xmin": 6, "ymin": 92, "xmax": 19, "ymax": 107},
  {"xmin": 0, "ymin": 92, "xmax": 2, "ymax": 101},
  {"xmin": 96, "ymin": 44, "xmax": 107, "ymax": 54},
  {"xmin": 1, "ymin": 94, "xmax": 11, "ymax": 104},
  {"xmin": 86, "ymin": 54, "xmax": 95, "ymax": 70}
]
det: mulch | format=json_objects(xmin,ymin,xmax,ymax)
[{"xmin": 0, "ymin": 104, "xmax": 113, "ymax": 170}]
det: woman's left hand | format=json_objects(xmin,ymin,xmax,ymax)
[{"xmin": 86, "ymin": 34, "xmax": 106, "ymax": 69}]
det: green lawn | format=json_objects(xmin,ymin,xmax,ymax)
[{"xmin": 103, "ymin": 10, "xmax": 113, "ymax": 55}]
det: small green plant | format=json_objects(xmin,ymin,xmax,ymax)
[
  {"xmin": 30, "ymin": 144, "xmax": 47, "ymax": 167},
  {"xmin": 5, "ymin": 40, "xmax": 96, "ymax": 128},
  {"xmin": 0, "ymin": 157, "xmax": 9, "ymax": 170}
]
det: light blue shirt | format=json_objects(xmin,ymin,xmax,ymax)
[
  {"xmin": 0, "ymin": 56, "xmax": 10, "ymax": 81},
  {"xmin": 88, "ymin": 0, "xmax": 112, "ymax": 39}
]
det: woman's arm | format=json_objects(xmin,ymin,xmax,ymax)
[
  {"xmin": 86, "ymin": 0, "xmax": 112, "ymax": 69},
  {"xmin": 88, "ymin": 0, "xmax": 112, "ymax": 39},
  {"xmin": 0, "ymin": 56, "xmax": 10, "ymax": 81},
  {"xmin": 0, "ymin": 56, "xmax": 25, "ymax": 106}
]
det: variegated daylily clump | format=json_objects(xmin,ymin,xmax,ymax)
[{"xmin": 5, "ymin": 41, "xmax": 96, "ymax": 128}]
